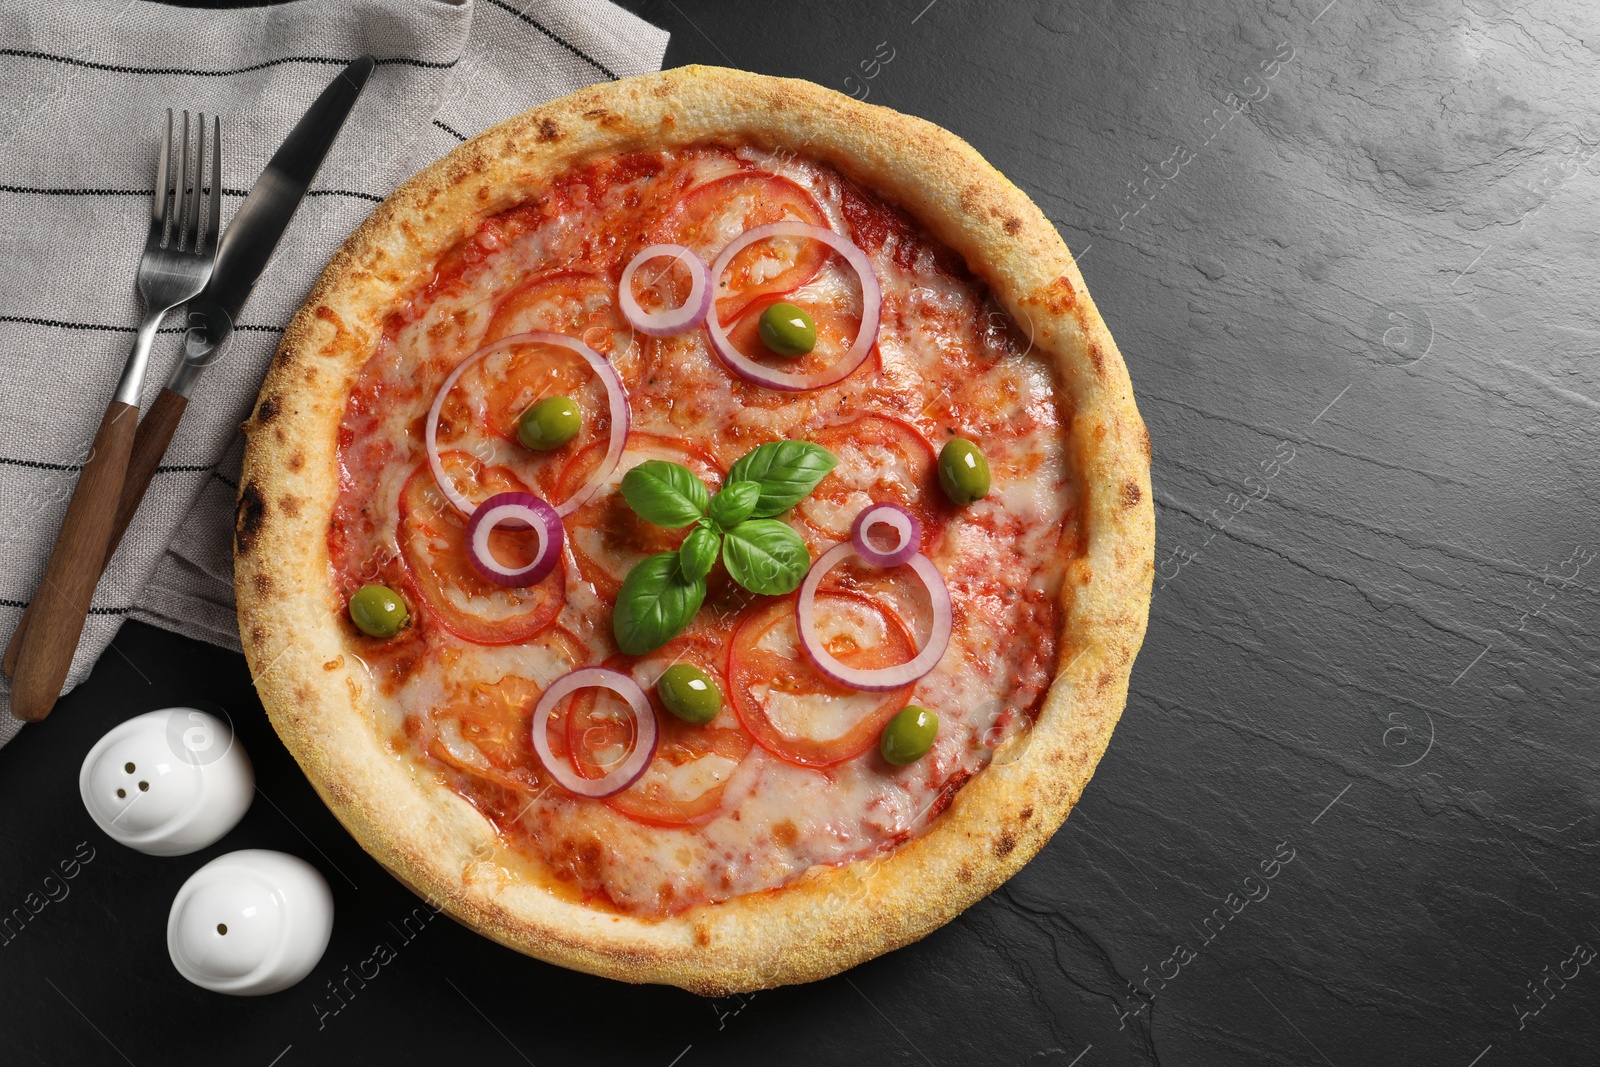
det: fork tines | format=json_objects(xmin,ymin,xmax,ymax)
[{"xmin": 153, "ymin": 109, "xmax": 223, "ymax": 255}]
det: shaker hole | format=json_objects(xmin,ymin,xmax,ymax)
[
  {"xmin": 125, "ymin": 762, "xmax": 136, "ymax": 773},
  {"xmin": 116, "ymin": 788, "xmax": 126, "ymax": 798},
  {"xmin": 138, "ymin": 781, "xmax": 149, "ymax": 792},
  {"xmin": 217, "ymin": 923, "xmax": 228, "ymax": 936}
]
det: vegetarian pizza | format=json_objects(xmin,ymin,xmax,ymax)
[{"xmin": 236, "ymin": 66, "xmax": 1152, "ymax": 993}]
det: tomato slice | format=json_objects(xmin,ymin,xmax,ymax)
[
  {"xmin": 555, "ymin": 433, "xmax": 726, "ymax": 597},
  {"xmin": 566, "ymin": 629, "xmax": 753, "ymax": 826},
  {"xmin": 728, "ymin": 592, "xmax": 916, "ymax": 767},
  {"xmin": 398, "ymin": 455, "xmax": 566, "ymax": 645},
  {"xmin": 485, "ymin": 270, "xmax": 634, "ymax": 359},
  {"xmin": 428, "ymin": 675, "xmax": 551, "ymax": 794},
  {"xmin": 427, "ymin": 628, "xmax": 586, "ymax": 795},
  {"xmin": 660, "ymin": 173, "xmax": 830, "ymax": 321},
  {"xmin": 793, "ymin": 414, "xmax": 948, "ymax": 553}
]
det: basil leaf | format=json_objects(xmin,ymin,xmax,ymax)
[
  {"xmin": 678, "ymin": 526, "xmax": 721, "ymax": 583},
  {"xmin": 613, "ymin": 552, "xmax": 706, "ymax": 655},
  {"xmin": 726, "ymin": 441, "xmax": 838, "ymax": 518},
  {"xmin": 722, "ymin": 519, "xmax": 811, "ymax": 595},
  {"xmin": 707, "ymin": 480, "xmax": 761, "ymax": 531},
  {"xmin": 619, "ymin": 461, "xmax": 709, "ymax": 529}
]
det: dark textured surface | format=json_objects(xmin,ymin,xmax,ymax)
[{"xmin": 4, "ymin": 1, "xmax": 1598, "ymax": 1064}]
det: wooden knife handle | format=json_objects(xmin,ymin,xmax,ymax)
[
  {"xmin": 4, "ymin": 401, "xmax": 138, "ymax": 721},
  {"xmin": 106, "ymin": 387, "xmax": 189, "ymax": 567},
  {"xmin": 4, "ymin": 389, "xmax": 192, "ymax": 678}
]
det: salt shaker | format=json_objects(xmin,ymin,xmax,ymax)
[
  {"xmin": 79, "ymin": 707, "xmax": 253, "ymax": 856},
  {"xmin": 167, "ymin": 850, "xmax": 334, "ymax": 995}
]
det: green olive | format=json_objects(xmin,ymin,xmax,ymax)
[
  {"xmin": 757, "ymin": 302, "xmax": 817, "ymax": 357},
  {"xmin": 657, "ymin": 663, "xmax": 722, "ymax": 724},
  {"xmin": 517, "ymin": 396, "xmax": 581, "ymax": 451},
  {"xmin": 349, "ymin": 584, "xmax": 408, "ymax": 638},
  {"xmin": 880, "ymin": 706, "xmax": 939, "ymax": 765},
  {"xmin": 938, "ymin": 437, "xmax": 990, "ymax": 505}
]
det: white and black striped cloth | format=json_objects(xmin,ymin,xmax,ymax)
[{"xmin": 0, "ymin": 0, "xmax": 669, "ymax": 746}]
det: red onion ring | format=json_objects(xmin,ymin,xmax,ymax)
[
  {"xmin": 531, "ymin": 667, "xmax": 659, "ymax": 799},
  {"xmin": 796, "ymin": 540, "xmax": 952, "ymax": 693},
  {"xmin": 425, "ymin": 331, "xmax": 630, "ymax": 519},
  {"xmin": 463, "ymin": 492, "xmax": 562, "ymax": 588},
  {"xmin": 618, "ymin": 244, "xmax": 711, "ymax": 336},
  {"xmin": 705, "ymin": 221, "xmax": 881, "ymax": 391},
  {"xmin": 850, "ymin": 501, "xmax": 921, "ymax": 568}
]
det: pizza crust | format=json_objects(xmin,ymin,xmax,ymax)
[{"xmin": 235, "ymin": 65, "xmax": 1153, "ymax": 994}]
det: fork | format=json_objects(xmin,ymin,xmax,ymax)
[{"xmin": 5, "ymin": 109, "xmax": 221, "ymax": 722}]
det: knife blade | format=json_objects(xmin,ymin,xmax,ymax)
[{"xmin": 178, "ymin": 53, "xmax": 375, "ymax": 383}]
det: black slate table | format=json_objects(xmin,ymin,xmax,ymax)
[{"xmin": 4, "ymin": 1, "xmax": 1597, "ymax": 1064}]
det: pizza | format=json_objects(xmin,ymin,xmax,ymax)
[{"xmin": 235, "ymin": 66, "xmax": 1153, "ymax": 994}]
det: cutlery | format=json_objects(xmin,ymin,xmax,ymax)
[
  {"xmin": 5, "ymin": 109, "xmax": 221, "ymax": 722},
  {"xmin": 108, "ymin": 55, "xmax": 374, "ymax": 564},
  {"xmin": 4, "ymin": 56, "xmax": 373, "ymax": 704}
]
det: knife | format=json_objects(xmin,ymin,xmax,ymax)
[{"xmin": 2, "ymin": 55, "xmax": 374, "ymax": 682}]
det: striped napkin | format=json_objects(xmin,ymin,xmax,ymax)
[{"xmin": 0, "ymin": 0, "xmax": 669, "ymax": 747}]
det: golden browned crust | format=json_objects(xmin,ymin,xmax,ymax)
[{"xmin": 235, "ymin": 66, "xmax": 1153, "ymax": 994}]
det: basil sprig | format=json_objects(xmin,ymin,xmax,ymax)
[{"xmin": 613, "ymin": 440, "xmax": 837, "ymax": 655}]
